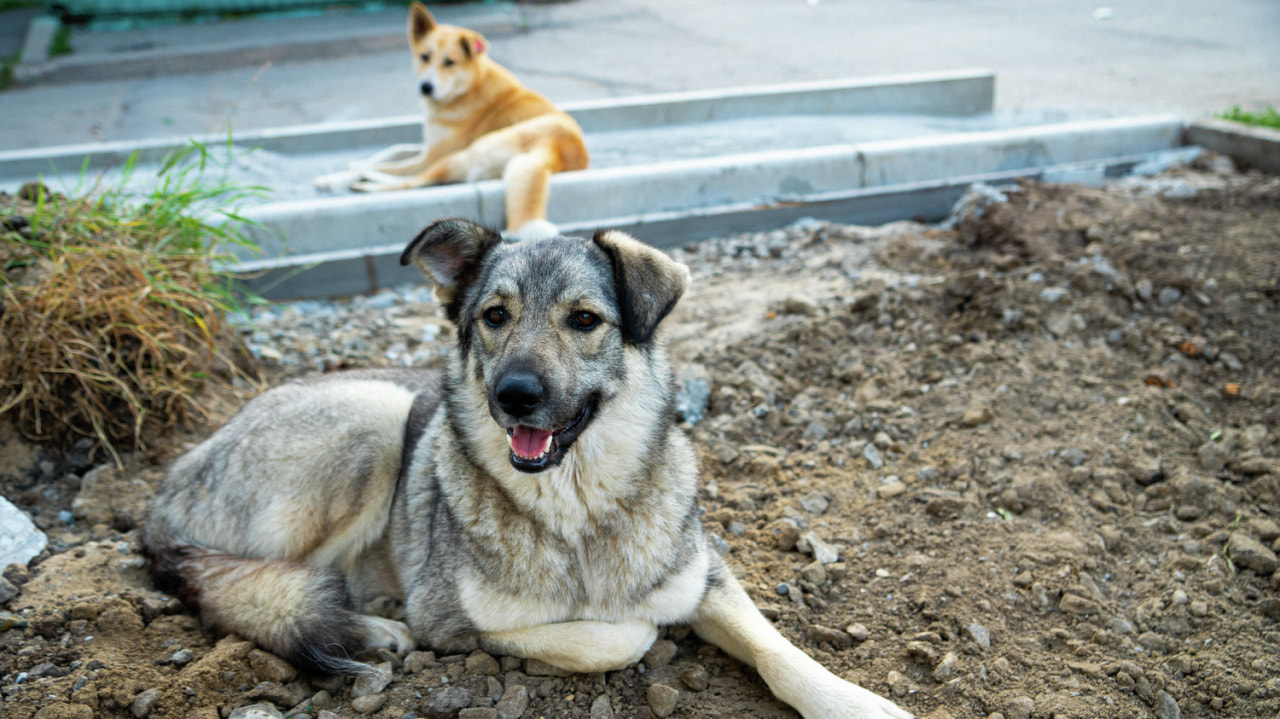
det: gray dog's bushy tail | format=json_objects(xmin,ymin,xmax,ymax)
[{"xmin": 144, "ymin": 525, "xmax": 372, "ymax": 676}]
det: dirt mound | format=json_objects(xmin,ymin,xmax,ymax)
[{"xmin": 1, "ymin": 162, "xmax": 1278, "ymax": 718}]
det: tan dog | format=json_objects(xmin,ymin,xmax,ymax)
[{"xmin": 347, "ymin": 3, "xmax": 588, "ymax": 239}]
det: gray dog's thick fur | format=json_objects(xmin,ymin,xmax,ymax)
[{"xmin": 143, "ymin": 220, "xmax": 911, "ymax": 719}]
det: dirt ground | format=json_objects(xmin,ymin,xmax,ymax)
[{"xmin": 1, "ymin": 158, "xmax": 1278, "ymax": 719}]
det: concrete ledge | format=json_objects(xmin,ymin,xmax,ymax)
[
  {"xmin": 0, "ymin": 70, "xmax": 996, "ymax": 180},
  {"xmin": 235, "ymin": 153, "xmax": 1168, "ymax": 300},
  {"xmin": 1184, "ymin": 119, "xmax": 1280, "ymax": 174},
  {"xmin": 237, "ymin": 115, "xmax": 1184, "ymax": 263}
]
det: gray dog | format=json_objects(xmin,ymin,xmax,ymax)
[{"xmin": 142, "ymin": 219, "xmax": 911, "ymax": 719}]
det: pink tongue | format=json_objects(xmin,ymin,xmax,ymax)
[{"xmin": 510, "ymin": 426, "xmax": 554, "ymax": 459}]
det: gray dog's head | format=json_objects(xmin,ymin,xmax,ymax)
[{"xmin": 401, "ymin": 219, "xmax": 689, "ymax": 473}]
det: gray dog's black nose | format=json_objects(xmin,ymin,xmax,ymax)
[
  {"xmin": 496, "ymin": 372, "xmax": 544, "ymax": 418},
  {"xmin": 419, "ymin": 80, "xmax": 434, "ymax": 97}
]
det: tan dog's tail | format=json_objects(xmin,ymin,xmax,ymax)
[{"xmin": 144, "ymin": 524, "xmax": 372, "ymax": 675}]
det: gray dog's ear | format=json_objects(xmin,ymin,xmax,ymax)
[
  {"xmin": 592, "ymin": 230, "xmax": 690, "ymax": 344},
  {"xmin": 401, "ymin": 218, "xmax": 502, "ymax": 313}
]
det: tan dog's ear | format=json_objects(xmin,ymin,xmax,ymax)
[
  {"xmin": 459, "ymin": 30, "xmax": 488, "ymax": 59},
  {"xmin": 401, "ymin": 218, "xmax": 502, "ymax": 314},
  {"xmin": 408, "ymin": 2, "xmax": 436, "ymax": 45},
  {"xmin": 592, "ymin": 230, "xmax": 690, "ymax": 344}
]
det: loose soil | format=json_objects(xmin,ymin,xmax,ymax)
[{"xmin": 2, "ymin": 159, "xmax": 1278, "ymax": 719}]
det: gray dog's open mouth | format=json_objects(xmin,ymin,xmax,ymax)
[{"xmin": 506, "ymin": 399, "xmax": 596, "ymax": 473}]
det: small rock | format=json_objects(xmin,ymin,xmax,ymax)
[
  {"xmin": 1059, "ymin": 593, "xmax": 1099, "ymax": 615},
  {"xmin": 350, "ymin": 662, "xmax": 392, "ymax": 697},
  {"xmin": 1135, "ymin": 279, "xmax": 1154, "ymax": 302},
  {"xmin": 799, "ymin": 491, "xmax": 829, "ymax": 515},
  {"xmin": 351, "ymin": 694, "xmax": 387, "ymax": 715},
  {"xmin": 876, "ymin": 481, "xmax": 907, "ymax": 499},
  {"xmin": 1128, "ymin": 456, "xmax": 1165, "ymax": 485},
  {"xmin": 248, "ymin": 649, "xmax": 297, "ymax": 683},
  {"xmin": 1156, "ymin": 691, "xmax": 1181, "ymax": 719},
  {"xmin": 799, "ymin": 531, "xmax": 840, "ymax": 564},
  {"xmin": 886, "ymin": 670, "xmax": 909, "ymax": 698},
  {"xmin": 1257, "ymin": 598, "xmax": 1280, "ymax": 619},
  {"xmin": 465, "ymin": 650, "xmax": 500, "ymax": 676},
  {"xmin": 405, "ymin": 650, "xmax": 437, "ymax": 674},
  {"xmin": 1157, "ymin": 287, "xmax": 1182, "ymax": 306},
  {"xmin": 962, "ymin": 405, "xmax": 994, "ymax": 427},
  {"xmin": 1227, "ymin": 533, "xmax": 1278, "ymax": 575},
  {"xmin": 643, "ymin": 639, "xmax": 678, "ymax": 669},
  {"xmin": 1060, "ymin": 448, "xmax": 1087, "ymax": 467},
  {"xmin": 0, "ymin": 497, "xmax": 47, "ymax": 568},
  {"xmin": 166, "ymin": 649, "xmax": 194, "ymax": 666},
  {"xmin": 0, "ymin": 576, "xmax": 17, "ymax": 604},
  {"xmin": 422, "ymin": 686, "xmax": 472, "ymax": 718},
  {"xmin": 802, "ymin": 422, "xmax": 829, "ymax": 441},
  {"xmin": 965, "ymin": 623, "xmax": 991, "ymax": 648},
  {"xmin": 845, "ymin": 623, "xmax": 870, "ymax": 642},
  {"xmin": 589, "ymin": 694, "xmax": 613, "ymax": 719},
  {"xmin": 227, "ymin": 706, "xmax": 284, "ymax": 719},
  {"xmin": 932, "ymin": 651, "xmax": 958, "ymax": 681},
  {"xmin": 800, "ymin": 560, "xmax": 827, "ymax": 584},
  {"xmin": 495, "ymin": 685, "xmax": 529, "ymax": 719},
  {"xmin": 459, "ymin": 709, "xmax": 498, "ymax": 719},
  {"xmin": 679, "ymin": 665, "xmax": 709, "ymax": 692},
  {"xmin": 647, "ymin": 683, "xmax": 679, "ymax": 718},
  {"xmin": 807, "ymin": 624, "xmax": 853, "ymax": 649},
  {"xmin": 917, "ymin": 466, "xmax": 940, "ymax": 481},
  {"xmin": 863, "ymin": 443, "xmax": 885, "ymax": 469},
  {"xmin": 1197, "ymin": 441, "xmax": 1229, "ymax": 473},
  {"xmin": 130, "ymin": 688, "xmax": 161, "ymax": 718},
  {"xmin": 1005, "ymin": 696, "xmax": 1034, "ymax": 719}
]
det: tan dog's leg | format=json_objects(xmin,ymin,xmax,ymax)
[
  {"xmin": 479, "ymin": 619, "xmax": 658, "ymax": 674},
  {"xmin": 502, "ymin": 147, "xmax": 554, "ymax": 232},
  {"xmin": 691, "ymin": 573, "xmax": 914, "ymax": 719}
]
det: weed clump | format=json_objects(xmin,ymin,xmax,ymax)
[{"xmin": 0, "ymin": 143, "xmax": 264, "ymax": 462}]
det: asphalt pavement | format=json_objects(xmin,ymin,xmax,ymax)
[{"xmin": 0, "ymin": 0, "xmax": 1277, "ymax": 152}]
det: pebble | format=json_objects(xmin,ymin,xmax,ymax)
[
  {"xmin": 1005, "ymin": 696, "xmax": 1034, "ymax": 719},
  {"xmin": 1226, "ymin": 533, "xmax": 1278, "ymax": 574},
  {"xmin": 962, "ymin": 405, "xmax": 994, "ymax": 427},
  {"xmin": 1156, "ymin": 690, "xmax": 1181, "ymax": 719},
  {"xmin": 876, "ymin": 481, "xmax": 907, "ymax": 499},
  {"xmin": 807, "ymin": 624, "xmax": 853, "ymax": 649},
  {"xmin": 845, "ymin": 623, "xmax": 869, "ymax": 642},
  {"xmin": 166, "ymin": 648, "xmax": 194, "ymax": 666},
  {"xmin": 799, "ymin": 491, "xmax": 829, "ymax": 515},
  {"xmin": 863, "ymin": 443, "xmax": 885, "ymax": 469},
  {"xmin": 647, "ymin": 683, "xmax": 679, "ymax": 718},
  {"xmin": 422, "ymin": 686, "xmax": 472, "ymax": 717},
  {"xmin": 405, "ymin": 650, "xmax": 437, "ymax": 674},
  {"xmin": 1060, "ymin": 448, "xmax": 1087, "ymax": 467},
  {"xmin": 917, "ymin": 466, "xmax": 939, "ymax": 481},
  {"xmin": 799, "ymin": 531, "xmax": 840, "ymax": 564},
  {"xmin": 1135, "ymin": 279, "xmax": 1154, "ymax": 302},
  {"xmin": 465, "ymin": 650, "xmax": 500, "ymax": 676},
  {"xmin": 932, "ymin": 651, "xmax": 958, "ymax": 681},
  {"xmin": 248, "ymin": 650, "xmax": 297, "ymax": 683},
  {"xmin": 495, "ymin": 685, "xmax": 529, "ymax": 719},
  {"xmin": 350, "ymin": 662, "xmax": 392, "ymax": 697},
  {"xmin": 679, "ymin": 665, "xmax": 710, "ymax": 692},
  {"xmin": 643, "ymin": 639, "xmax": 678, "ymax": 669},
  {"xmin": 227, "ymin": 706, "xmax": 283, "ymax": 719},
  {"xmin": 1157, "ymin": 287, "xmax": 1182, "ymax": 306},
  {"xmin": 351, "ymin": 694, "xmax": 388, "ymax": 714},
  {"xmin": 589, "ymin": 694, "xmax": 614, "ymax": 719},
  {"xmin": 800, "ymin": 560, "xmax": 827, "ymax": 584},
  {"xmin": 0, "ymin": 576, "xmax": 17, "ymax": 604},
  {"xmin": 130, "ymin": 688, "xmax": 161, "ymax": 718},
  {"xmin": 965, "ymin": 623, "xmax": 991, "ymax": 648},
  {"xmin": 459, "ymin": 709, "xmax": 498, "ymax": 719}
]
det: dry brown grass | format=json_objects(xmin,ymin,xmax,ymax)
[{"xmin": 0, "ymin": 145, "xmax": 264, "ymax": 463}]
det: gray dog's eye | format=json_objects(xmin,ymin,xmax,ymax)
[
  {"xmin": 483, "ymin": 307, "xmax": 508, "ymax": 327},
  {"xmin": 569, "ymin": 311, "xmax": 600, "ymax": 331}
]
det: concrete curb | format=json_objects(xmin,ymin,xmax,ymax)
[
  {"xmin": 232, "ymin": 152, "xmax": 1178, "ymax": 301},
  {"xmin": 232, "ymin": 116, "xmax": 1186, "ymax": 299},
  {"xmin": 13, "ymin": 5, "xmax": 523, "ymax": 86},
  {"xmin": 1184, "ymin": 119, "xmax": 1280, "ymax": 175},
  {"xmin": 235, "ymin": 114, "xmax": 1184, "ymax": 259},
  {"xmin": 0, "ymin": 70, "xmax": 996, "ymax": 180}
]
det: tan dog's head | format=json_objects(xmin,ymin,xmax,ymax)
[{"xmin": 408, "ymin": 2, "xmax": 489, "ymax": 105}]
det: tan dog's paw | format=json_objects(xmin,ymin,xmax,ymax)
[{"xmin": 360, "ymin": 616, "xmax": 415, "ymax": 656}]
